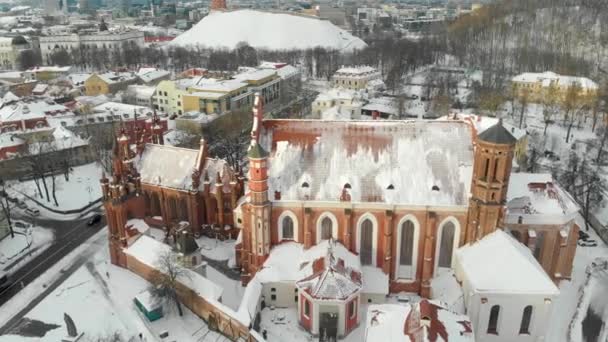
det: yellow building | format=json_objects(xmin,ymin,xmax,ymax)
[
  {"xmin": 511, "ymin": 71, "xmax": 598, "ymax": 105},
  {"xmin": 84, "ymin": 72, "xmax": 137, "ymax": 96},
  {"xmin": 24, "ymin": 66, "xmax": 73, "ymax": 82},
  {"xmin": 155, "ymin": 68, "xmax": 281, "ymax": 117}
]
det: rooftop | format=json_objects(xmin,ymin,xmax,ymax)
[
  {"xmin": 455, "ymin": 230, "xmax": 560, "ymax": 295},
  {"xmin": 261, "ymin": 120, "xmax": 474, "ymax": 206}
]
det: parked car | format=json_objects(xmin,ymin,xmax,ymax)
[
  {"xmin": 0, "ymin": 272, "xmax": 12, "ymax": 292},
  {"xmin": 25, "ymin": 208, "xmax": 40, "ymax": 216},
  {"xmin": 16, "ymin": 201, "xmax": 27, "ymax": 209},
  {"xmin": 87, "ymin": 214, "xmax": 102, "ymax": 226},
  {"xmin": 13, "ymin": 221, "xmax": 27, "ymax": 229}
]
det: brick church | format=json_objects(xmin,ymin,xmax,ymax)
[{"xmin": 102, "ymin": 93, "xmax": 578, "ymax": 340}]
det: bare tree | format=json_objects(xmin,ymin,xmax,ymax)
[
  {"xmin": 149, "ymin": 250, "xmax": 190, "ymax": 317},
  {"xmin": 0, "ymin": 179, "xmax": 14, "ymax": 238}
]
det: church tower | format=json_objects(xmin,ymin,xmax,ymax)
[
  {"xmin": 465, "ymin": 120, "xmax": 516, "ymax": 243},
  {"xmin": 243, "ymin": 93, "xmax": 271, "ymax": 281}
]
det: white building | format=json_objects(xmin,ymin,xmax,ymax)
[
  {"xmin": 331, "ymin": 66, "xmax": 382, "ymax": 90},
  {"xmin": 454, "ymin": 230, "xmax": 559, "ymax": 342},
  {"xmin": 311, "ymin": 88, "xmax": 364, "ymax": 119},
  {"xmin": 0, "ymin": 36, "xmax": 30, "ymax": 69},
  {"xmin": 39, "ymin": 30, "xmax": 145, "ymax": 65}
]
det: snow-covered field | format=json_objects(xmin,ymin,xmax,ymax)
[
  {"xmin": 170, "ymin": 10, "xmax": 367, "ymax": 51},
  {"xmin": 9, "ymin": 162, "xmax": 103, "ymax": 212},
  {"xmin": 0, "ymin": 230, "xmax": 232, "ymax": 342},
  {"xmin": 0, "ymin": 223, "xmax": 54, "ymax": 274}
]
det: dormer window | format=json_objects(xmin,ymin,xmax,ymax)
[
  {"xmin": 387, "ymin": 184, "xmax": 394, "ymax": 190},
  {"xmin": 344, "ymin": 183, "xmax": 351, "ymax": 189},
  {"xmin": 432, "ymin": 185, "xmax": 440, "ymax": 191},
  {"xmin": 301, "ymin": 182, "xmax": 309, "ymax": 188}
]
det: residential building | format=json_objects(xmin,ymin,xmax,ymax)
[
  {"xmin": 125, "ymin": 84, "xmax": 156, "ymax": 107},
  {"xmin": 311, "ymin": 88, "xmax": 363, "ymax": 119},
  {"xmin": 136, "ymin": 68, "xmax": 170, "ymax": 86},
  {"xmin": 84, "ymin": 72, "xmax": 138, "ymax": 96},
  {"xmin": 0, "ymin": 36, "xmax": 31, "ymax": 69},
  {"xmin": 331, "ymin": 66, "xmax": 381, "ymax": 90},
  {"xmin": 39, "ymin": 29, "xmax": 145, "ymax": 65},
  {"xmin": 511, "ymin": 71, "xmax": 598, "ymax": 104},
  {"xmin": 24, "ymin": 66, "xmax": 73, "ymax": 81}
]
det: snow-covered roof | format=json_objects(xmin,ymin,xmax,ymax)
[
  {"xmin": 261, "ymin": 120, "xmax": 474, "ymax": 206},
  {"xmin": 506, "ymin": 173, "xmax": 579, "ymax": 224},
  {"xmin": 314, "ymin": 88, "xmax": 360, "ymax": 103},
  {"xmin": 134, "ymin": 289, "xmax": 161, "ymax": 310},
  {"xmin": 512, "ymin": 71, "xmax": 598, "ymax": 90},
  {"xmin": 92, "ymin": 72, "xmax": 137, "ymax": 85},
  {"xmin": 362, "ymin": 97, "xmax": 399, "ymax": 116},
  {"xmin": 0, "ymin": 98, "xmax": 72, "ymax": 122},
  {"xmin": 455, "ymin": 230, "xmax": 559, "ymax": 295},
  {"xmin": 124, "ymin": 235, "xmax": 223, "ymax": 301},
  {"xmin": 189, "ymin": 77, "xmax": 248, "ymax": 93},
  {"xmin": 440, "ymin": 114, "xmax": 526, "ymax": 140},
  {"xmin": 366, "ymin": 300, "xmax": 473, "ymax": 342},
  {"xmin": 334, "ymin": 65, "xmax": 379, "ymax": 76},
  {"xmin": 127, "ymin": 84, "xmax": 156, "ymax": 98},
  {"xmin": 0, "ymin": 133, "xmax": 24, "ymax": 148},
  {"xmin": 430, "ymin": 270, "xmax": 464, "ymax": 314},
  {"xmin": 170, "ymin": 10, "xmax": 367, "ymax": 51},
  {"xmin": 137, "ymin": 68, "xmax": 170, "ymax": 83},
  {"xmin": 234, "ymin": 68, "xmax": 277, "ymax": 83},
  {"xmin": 136, "ymin": 144, "xmax": 230, "ymax": 192},
  {"xmin": 365, "ymin": 304, "xmax": 411, "ymax": 341},
  {"xmin": 93, "ymin": 101, "xmax": 152, "ymax": 117},
  {"xmin": 362, "ymin": 265, "xmax": 389, "ymax": 295},
  {"xmin": 68, "ymin": 73, "xmax": 92, "ymax": 86},
  {"xmin": 26, "ymin": 66, "xmax": 72, "ymax": 73},
  {"xmin": 1, "ymin": 91, "xmax": 19, "ymax": 104}
]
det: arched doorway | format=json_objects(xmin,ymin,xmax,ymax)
[
  {"xmin": 281, "ymin": 216, "xmax": 294, "ymax": 240},
  {"xmin": 177, "ymin": 197, "xmax": 188, "ymax": 222},
  {"xmin": 316, "ymin": 213, "xmax": 337, "ymax": 243},
  {"xmin": 150, "ymin": 193, "xmax": 161, "ymax": 217}
]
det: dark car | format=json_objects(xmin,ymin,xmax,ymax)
[
  {"xmin": 0, "ymin": 272, "xmax": 12, "ymax": 292},
  {"xmin": 87, "ymin": 214, "xmax": 102, "ymax": 226}
]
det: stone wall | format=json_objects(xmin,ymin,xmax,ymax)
[{"xmin": 125, "ymin": 253, "xmax": 261, "ymax": 342}]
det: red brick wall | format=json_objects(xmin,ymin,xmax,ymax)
[
  {"xmin": 345, "ymin": 297, "xmax": 358, "ymax": 333},
  {"xmin": 300, "ymin": 294, "xmax": 312, "ymax": 331}
]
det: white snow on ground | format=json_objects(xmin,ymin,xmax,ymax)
[
  {"xmin": 0, "ymin": 229, "xmax": 235, "ymax": 342},
  {"xmin": 0, "ymin": 223, "xmax": 54, "ymax": 274},
  {"xmin": 170, "ymin": 10, "xmax": 367, "ymax": 51},
  {"xmin": 546, "ymin": 215, "xmax": 608, "ymax": 341},
  {"xmin": 8, "ymin": 162, "xmax": 103, "ymax": 212},
  {"xmin": 0, "ymin": 228, "xmax": 106, "ymax": 330},
  {"xmin": 197, "ymin": 236, "xmax": 236, "ymax": 267}
]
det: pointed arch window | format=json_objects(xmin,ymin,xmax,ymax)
[
  {"xmin": 282, "ymin": 216, "xmax": 294, "ymax": 240},
  {"xmin": 487, "ymin": 305, "xmax": 500, "ymax": 335},
  {"xmin": 519, "ymin": 306, "xmax": 533, "ymax": 334}
]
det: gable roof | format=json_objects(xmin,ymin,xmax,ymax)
[
  {"xmin": 455, "ymin": 230, "xmax": 559, "ymax": 295},
  {"xmin": 261, "ymin": 119, "xmax": 474, "ymax": 206},
  {"xmin": 477, "ymin": 120, "xmax": 517, "ymax": 145}
]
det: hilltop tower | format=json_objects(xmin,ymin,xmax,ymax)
[
  {"xmin": 465, "ymin": 119, "xmax": 516, "ymax": 244},
  {"xmin": 210, "ymin": 0, "xmax": 226, "ymax": 11}
]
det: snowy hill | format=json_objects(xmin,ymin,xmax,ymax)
[{"xmin": 169, "ymin": 10, "xmax": 367, "ymax": 51}]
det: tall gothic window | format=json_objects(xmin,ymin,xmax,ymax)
[
  {"xmin": 400, "ymin": 221, "xmax": 415, "ymax": 267},
  {"xmin": 438, "ymin": 221, "xmax": 456, "ymax": 268},
  {"xmin": 487, "ymin": 305, "xmax": 500, "ymax": 335},
  {"xmin": 360, "ymin": 219, "xmax": 374, "ymax": 265},
  {"xmin": 519, "ymin": 306, "xmax": 533, "ymax": 334},
  {"xmin": 321, "ymin": 217, "xmax": 333, "ymax": 240},
  {"xmin": 282, "ymin": 216, "xmax": 294, "ymax": 240}
]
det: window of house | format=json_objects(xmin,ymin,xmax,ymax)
[
  {"xmin": 534, "ymin": 232, "xmax": 545, "ymax": 260},
  {"xmin": 294, "ymin": 296, "xmax": 298, "ymax": 303},
  {"xmin": 519, "ymin": 306, "xmax": 533, "ymax": 334},
  {"xmin": 271, "ymin": 294, "xmax": 276, "ymax": 301},
  {"xmin": 177, "ymin": 101, "xmax": 181, "ymax": 106},
  {"xmin": 271, "ymin": 288, "xmax": 276, "ymax": 292},
  {"xmin": 487, "ymin": 305, "xmax": 500, "ymax": 335},
  {"xmin": 348, "ymin": 300, "xmax": 356, "ymax": 319}
]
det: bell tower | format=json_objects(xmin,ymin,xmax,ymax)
[
  {"xmin": 243, "ymin": 93, "xmax": 271, "ymax": 282},
  {"xmin": 466, "ymin": 119, "xmax": 516, "ymax": 243}
]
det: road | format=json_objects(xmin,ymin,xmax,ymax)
[{"xmin": 0, "ymin": 212, "xmax": 106, "ymax": 310}]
